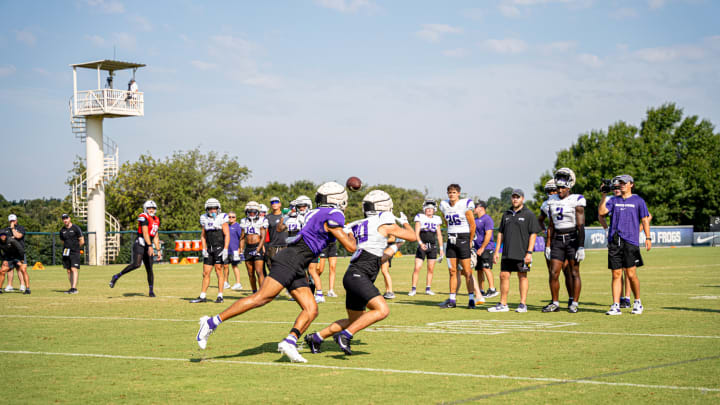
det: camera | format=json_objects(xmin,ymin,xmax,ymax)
[{"xmin": 600, "ymin": 179, "xmax": 612, "ymax": 193}]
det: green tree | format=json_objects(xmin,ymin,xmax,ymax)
[{"xmin": 532, "ymin": 103, "xmax": 720, "ymax": 229}]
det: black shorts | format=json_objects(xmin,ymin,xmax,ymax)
[
  {"xmin": 204, "ymin": 247, "xmax": 227, "ymax": 266},
  {"xmin": 415, "ymin": 243, "xmax": 439, "ymax": 260},
  {"xmin": 268, "ymin": 240, "xmax": 315, "ymax": 291},
  {"xmin": 319, "ymin": 242, "xmax": 337, "ymax": 258},
  {"xmin": 550, "ymin": 231, "xmax": 579, "ymax": 262},
  {"xmin": 228, "ymin": 250, "xmax": 242, "ymax": 266},
  {"xmin": 501, "ymin": 258, "xmax": 530, "ymax": 272},
  {"xmin": 475, "ymin": 250, "xmax": 494, "ymax": 270},
  {"xmin": 244, "ymin": 243, "xmax": 265, "ymax": 262},
  {"xmin": 446, "ymin": 233, "xmax": 472, "ymax": 260},
  {"xmin": 344, "ymin": 250, "xmax": 383, "ymax": 311},
  {"xmin": 608, "ymin": 237, "xmax": 644, "ymax": 270},
  {"xmin": 3, "ymin": 258, "xmax": 23, "ymax": 269},
  {"xmin": 264, "ymin": 245, "xmax": 285, "ymax": 267},
  {"xmin": 62, "ymin": 252, "xmax": 82, "ymax": 270}
]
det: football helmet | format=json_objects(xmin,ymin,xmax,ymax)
[
  {"xmin": 554, "ymin": 168, "xmax": 576, "ymax": 189},
  {"xmin": 422, "ymin": 199, "xmax": 437, "ymax": 212},
  {"xmin": 544, "ymin": 179, "xmax": 557, "ymax": 194},
  {"xmin": 143, "ymin": 200, "xmax": 157, "ymax": 215},
  {"xmin": 205, "ymin": 198, "xmax": 221, "ymax": 211},
  {"xmin": 259, "ymin": 204, "xmax": 268, "ymax": 215},
  {"xmin": 315, "ymin": 182, "xmax": 348, "ymax": 211},
  {"xmin": 295, "ymin": 195, "xmax": 313, "ymax": 214},
  {"xmin": 245, "ymin": 201, "xmax": 260, "ymax": 219},
  {"xmin": 362, "ymin": 190, "xmax": 393, "ymax": 216}
]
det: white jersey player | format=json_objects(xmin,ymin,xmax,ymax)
[
  {"xmin": 304, "ymin": 190, "xmax": 417, "ymax": 356},
  {"xmin": 437, "ymin": 184, "xmax": 479, "ymax": 309},
  {"xmin": 191, "ymin": 198, "xmax": 230, "ymax": 304},
  {"xmin": 543, "ymin": 168, "xmax": 586, "ymax": 314}
]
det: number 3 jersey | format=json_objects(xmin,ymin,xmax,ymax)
[
  {"xmin": 136, "ymin": 213, "xmax": 160, "ymax": 245},
  {"xmin": 440, "ymin": 198, "xmax": 475, "ymax": 234},
  {"xmin": 200, "ymin": 212, "xmax": 229, "ymax": 250},
  {"xmin": 545, "ymin": 194, "xmax": 586, "ymax": 231},
  {"xmin": 345, "ymin": 211, "xmax": 396, "ymax": 257}
]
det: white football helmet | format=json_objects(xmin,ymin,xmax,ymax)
[
  {"xmin": 259, "ymin": 204, "xmax": 268, "ymax": 215},
  {"xmin": 295, "ymin": 195, "xmax": 313, "ymax": 214},
  {"xmin": 362, "ymin": 190, "xmax": 393, "ymax": 216},
  {"xmin": 143, "ymin": 200, "xmax": 157, "ymax": 215},
  {"xmin": 544, "ymin": 179, "xmax": 557, "ymax": 194},
  {"xmin": 422, "ymin": 199, "xmax": 437, "ymax": 213},
  {"xmin": 245, "ymin": 201, "xmax": 260, "ymax": 219},
  {"xmin": 315, "ymin": 182, "xmax": 348, "ymax": 211},
  {"xmin": 205, "ymin": 198, "xmax": 221, "ymax": 212},
  {"xmin": 554, "ymin": 168, "xmax": 576, "ymax": 189}
]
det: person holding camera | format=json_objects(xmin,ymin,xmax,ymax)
[
  {"xmin": 598, "ymin": 175, "xmax": 651, "ymax": 315},
  {"xmin": 488, "ymin": 189, "xmax": 541, "ymax": 313}
]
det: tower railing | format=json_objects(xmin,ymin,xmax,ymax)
[{"xmin": 71, "ymin": 89, "xmax": 144, "ymax": 116}]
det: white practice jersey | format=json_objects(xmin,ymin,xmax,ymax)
[
  {"xmin": 440, "ymin": 198, "xmax": 475, "ymax": 233},
  {"xmin": 540, "ymin": 195, "xmax": 558, "ymax": 217},
  {"xmin": 200, "ymin": 212, "xmax": 229, "ymax": 231},
  {"xmin": 414, "ymin": 213, "xmax": 442, "ymax": 233},
  {"xmin": 546, "ymin": 194, "xmax": 586, "ymax": 231},
  {"xmin": 240, "ymin": 217, "xmax": 269, "ymax": 236},
  {"xmin": 283, "ymin": 215, "xmax": 305, "ymax": 236},
  {"xmin": 345, "ymin": 211, "xmax": 396, "ymax": 257}
]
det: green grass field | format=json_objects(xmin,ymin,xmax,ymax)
[{"xmin": 2, "ymin": 247, "xmax": 719, "ymax": 404}]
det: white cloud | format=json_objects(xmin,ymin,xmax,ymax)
[
  {"xmin": 314, "ymin": 0, "xmax": 377, "ymax": 14},
  {"xmin": 241, "ymin": 74, "xmax": 282, "ymax": 89},
  {"xmin": 130, "ymin": 15, "xmax": 152, "ymax": 32},
  {"xmin": 0, "ymin": 64, "xmax": 16, "ymax": 77},
  {"xmin": 483, "ymin": 38, "xmax": 528, "ymax": 54},
  {"xmin": 84, "ymin": 0, "xmax": 125, "ymax": 14},
  {"xmin": 539, "ymin": 40, "xmax": 577, "ymax": 53},
  {"xmin": 85, "ymin": 34, "xmax": 106, "ymax": 47},
  {"xmin": 15, "ymin": 29, "xmax": 36, "ymax": 46},
  {"xmin": 498, "ymin": 3, "xmax": 521, "ymax": 17},
  {"xmin": 443, "ymin": 48, "xmax": 469, "ymax": 58},
  {"xmin": 190, "ymin": 60, "xmax": 217, "ymax": 71},
  {"xmin": 499, "ymin": 0, "xmax": 590, "ymax": 17},
  {"xmin": 415, "ymin": 24, "xmax": 462, "ymax": 43},
  {"xmin": 578, "ymin": 53, "xmax": 602, "ymax": 67},
  {"xmin": 648, "ymin": 0, "xmax": 666, "ymax": 9},
  {"xmin": 634, "ymin": 45, "xmax": 706, "ymax": 62}
]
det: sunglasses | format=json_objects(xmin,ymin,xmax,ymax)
[
  {"xmin": 229, "ymin": 216, "xmax": 236, "ymax": 218},
  {"xmin": 270, "ymin": 200, "xmax": 280, "ymax": 204}
]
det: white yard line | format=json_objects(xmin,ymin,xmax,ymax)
[{"xmin": 0, "ymin": 350, "xmax": 717, "ymax": 393}]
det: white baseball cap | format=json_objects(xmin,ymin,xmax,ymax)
[{"xmin": 8, "ymin": 214, "xmax": 17, "ymax": 221}]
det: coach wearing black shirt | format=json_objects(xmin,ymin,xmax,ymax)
[
  {"xmin": 59, "ymin": 214, "xmax": 84, "ymax": 294},
  {"xmin": 489, "ymin": 189, "xmax": 541, "ymax": 313}
]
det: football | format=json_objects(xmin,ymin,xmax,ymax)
[{"xmin": 346, "ymin": 176, "xmax": 362, "ymax": 191}]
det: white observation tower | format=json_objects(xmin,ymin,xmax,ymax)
[{"xmin": 69, "ymin": 59, "xmax": 145, "ymax": 265}]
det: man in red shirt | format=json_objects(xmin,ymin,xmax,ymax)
[{"xmin": 109, "ymin": 201, "xmax": 161, "ymax": 297}]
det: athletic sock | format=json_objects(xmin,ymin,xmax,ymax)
[
  {"xmin": 312, "ymin": 333, "xmax": 324, "ymax": 343},
  {"xmin": 316, "ymin": 290, "xmax": 323, "ymax": 296},
  {"xmin": 449, "ymin": 293, "xmax": 456, "ymax": 301},
  {"xmin": 553, "ymin": 301, "xmax": 559, "ymax": 306},
  {"xmin": 217, "ymin": 292, "xmax": 223, "ymax": 298},
  {"xmin": 411, "ymin": 287, "xmax": 416, "ymax": 292},
  {"xmin": 634, "ymin": 299, "xmax": 641, "ymax": 304},
  {"xmin": 284, "ymin": 334, "xmax": 298, "ymax": 346},
  {"xmin": 199, "ymin": 292, "xmax": 207, "ymax": 299},
  {"xmin": 572, "ymin": 301, "xmax": 578, "ymax": 306},
  {"xmin": 208, "ymin": 315, "xmax": 222, "ymax": 329},
  {"xmin": 469, "ymin": 293, "xmax": 475, "ymax": 301},
  {"xmin": 341, "ymin": 330, "xmax": 353, "ymax": 339},
  {"xmin": 425, "ymin": 287, "xmax": 431, "ymax": 292},
  {"xmin": 623, "ymin": 296, "xmax": 630, "ymax": 301}
]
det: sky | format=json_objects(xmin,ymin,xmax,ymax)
[{"xmin": 1, "ymin": 0, "xmax": 719, "ymax": 202}]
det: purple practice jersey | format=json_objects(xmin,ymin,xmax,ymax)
[
  {"xmin": 474, "ymin": 214, "xmax": 496, "ymax": 251},
  {"xmin": 606, "ymin": 194, "xmax": 649, "ymax": 246},
  {"xmin": 228, "ymin": 222, "xmax": 242, "ymax": 253},
  {"xmin": 290, "ymin": 207, "xmax": 345, "ymax": 256}
]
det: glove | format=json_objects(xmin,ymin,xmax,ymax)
[
  {"xmin": 221, "ymin": 249, "xmax": 228, "ymax": 262},
  {"xmin": 575, "ymin": 247, "xmax": 585, "ymax": 262},
  {"xmin": 545, "ymin": 247, "xmax": 551, "ymax": 260},
  {"xmin": 437, "ymin": 253, "xmax": 443, "ymax": 264},
  {"xmin": 233, "ymin": 251, "xmax": 240, "ymax": 261},
  {"xmin": 202, "ymin": 249, "xmax": 209, "ymax": 258},
  {"xmin": 396, "ymin": 212, "xmax": 409, "ymax": 226}
]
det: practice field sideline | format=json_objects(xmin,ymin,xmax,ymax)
[{"xmin": 2, "ymin": 247, "xmax": 719, "ymax": 403}]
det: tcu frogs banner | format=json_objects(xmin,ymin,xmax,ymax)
[{"xmin": 585, "ymin": 226, "xmax": 694, "ymax": 249}]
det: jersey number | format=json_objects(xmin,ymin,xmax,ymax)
[
  {"xmin": 150, "ymin": 224, "xmax": 159, "ymax": 235},
  {"xmin": 352, "ymin": 222, "xmax": 369, "ymax": 244},
  {"xmin": 445, "ymin": 214, "xmax": 461, "ymax": 226},
  {"xmin": 555, "ymin": 207, "xmax": 564, "ymax": 221}
]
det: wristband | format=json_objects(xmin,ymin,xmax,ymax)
[
  {"xmin": 646, "ymin": 237, "xmax": 651, "ymax": 241},
  {"xmin": 389, "ymin": 244, "xmax": 399, "ymax": 254},
  {"xmin": 526, "ymin": 251, "xmax": 533, "ymax": 255}
]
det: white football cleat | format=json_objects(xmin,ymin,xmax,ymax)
[
  {"xmin": 315, "ymin": 295, "xmax": 325, "ymax": 303},
  {"xmin": 425, "ymin": 289, "xmax": 435, "ymax": 296},
  {"xmin": 606, "ymin": 304, "xmax": 622, "ymax": 316},
  {"xmin": 231, "ymin": 283, "xmax": 243, "ymax": 291},
  {"xmin": 407, "ymin": 290, "xmax": 416, "ymax": 296},
  {"xmin": 631, "ymin": 301, "xmax": 644, "ymax": 315},
  {"xmin": 223, "ymin": 281, "xmax": 231, "ymax": 289},
  {"xmin": 19, "ymin": 285, "xmax": 26, "ymax": 292},
  {"xmin": 326, "ymin": 290, "xmax": 338, "ymax": 297},
  {"xmin": 278, "ymin": 340, "xmax": 307, "ymax": 363},
  {"xmin": 196, "ymin": 316, "xmax": 214, "ymax": 349},
  {"xmin": 4, "ymin": 286, "xmax": 14, "ymax": 292}
]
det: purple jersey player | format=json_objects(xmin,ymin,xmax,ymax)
[{"xmin": 195, "ymin": 182, "xmax": 357, "ymax": 363}]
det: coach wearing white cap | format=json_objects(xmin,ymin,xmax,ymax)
[{"xmin": 2, "ymin": 214, "xmax": 30, "ymax": 294}]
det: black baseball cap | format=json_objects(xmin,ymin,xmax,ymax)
[
  {"xmin": 61, "ymin": 214, "xmax": 70, "ymax": 219},
  {"xmin": 476, "ymin": 200, "xmax": 487, "ymax": 208}
]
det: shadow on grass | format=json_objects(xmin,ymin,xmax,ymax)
[
  {"xmin": 122, "ymin": 292, "xmax": 145, "ymax": 297},
  {"xmin": 662, "ymin": 306, "xmax": 720, "ymax": 314},
  {"xmin": 209, "ymin": 341, "xmax": 280, "ymax": 358}
]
